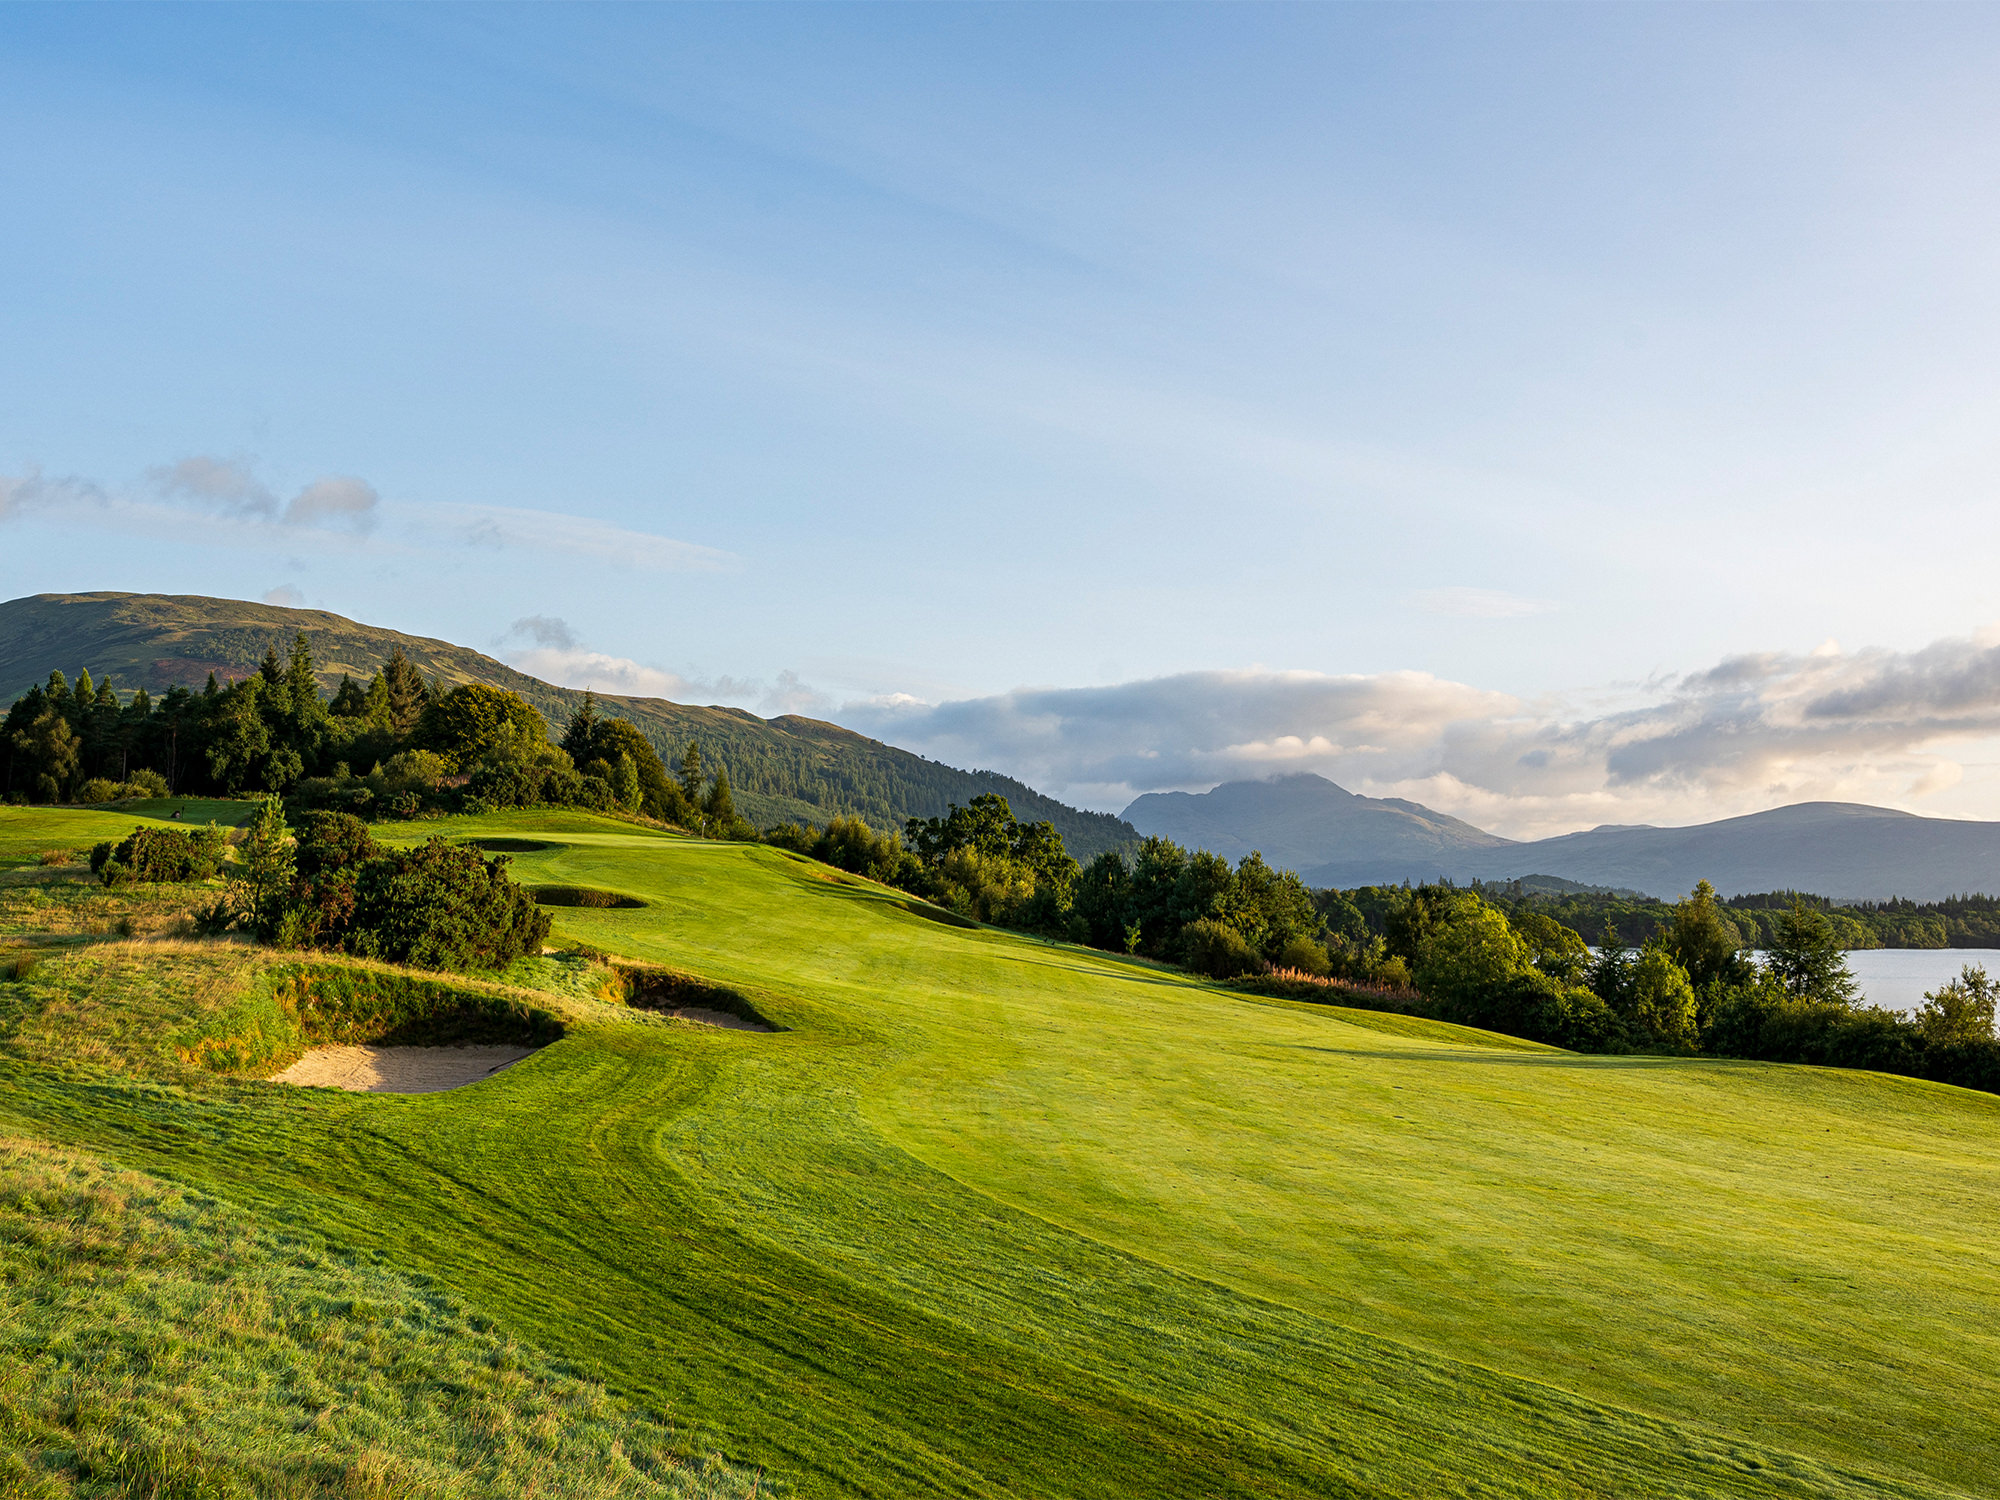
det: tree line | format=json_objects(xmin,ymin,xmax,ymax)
[
  {"xmin": 1470, "ymin": 880, "xmax": 2000, "ymax": 951},
  {"xmin": 769, "ymin": 811, "xmax": 2000, "ymax": 1097},
  {"xmin": 2, "ymin": 637, "xmax": 753, "ymax": 834}
]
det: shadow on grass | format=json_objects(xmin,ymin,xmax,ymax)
[{"xmin": 1301, "ymin": 1046, "xmax": 1709, "ymax": 1070}]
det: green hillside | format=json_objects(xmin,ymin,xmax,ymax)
[
  {"xmin": 0, "ymin": 593, "xmax": 1136, "ymax": 857},
  {"xmin": 4, "ymin": 804, "xmax": 1999, "ymax": 1497}
]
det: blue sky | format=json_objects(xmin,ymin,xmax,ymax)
[{"xmin": 7, "ymin": 4, "xmax": 2000, "ymax": 833}]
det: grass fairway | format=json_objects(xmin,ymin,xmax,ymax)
[
  {"xmin": 4, "ymin": 808, "xmax": 1999, "ymax": 1497},
  {"xmin": 0, "ymin": 799, "xmax": 257, "ymax": 865}
]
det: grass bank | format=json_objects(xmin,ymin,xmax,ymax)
[{"xmin": 0, "ymin": 1135, "xmax": 763, "ymax": 1499}]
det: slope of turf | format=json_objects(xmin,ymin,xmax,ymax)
[
  {"xmin": 3, "ymin": 807, "xmax": 1998, "ymax": 1498},
  {"xmin": 0, "ymin": 799, "xmax": 257, "ymax": 866},
  {"xmin": 0, "ymin": 1136, "xmax": 762, "ymax": 1499}
]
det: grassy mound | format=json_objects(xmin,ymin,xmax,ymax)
[
  {"xmin": 4, "ymin": 805, "xmax": 1999, "ymax": 1498},
  {"xmin": 0, "ymin": 1136, "xmax": 763, "ymax": 1500},
  {"xmin": 0, "ymin": 943, "xmax": 564, "ymax": 1081}
]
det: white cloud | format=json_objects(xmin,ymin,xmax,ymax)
[
  {"xmin": 502, "ymin": 623, "xmax": 828, "ymax": 718},
  {"xmin": 423, "ymin": 502, "xmax": 733, "ymax": 573},
  {"xmin": 504, "ymin": 615, "xmax": 582, "ymax": 651},
  {"xmin": 508, "ymin": 646, "xmax": 695, "ymax": 700},
  {"xmin": 836, "ymin": 629, "xmax": 2000, "ymax": 837},
  {"xmin": 149, "ymin": 457, "xmax": 377, "ymax": 532},
  {"xmin": 0, "ymin": 467, "xmax": 113, "ymax": 520},
  {"xmin": 262, "ymin": 584, "xmax": 307, "ymax": 608},
  {"xmin": 2, "ymin": 459, "xmax": 722, "ymax": 576},
  {"xmin": 152, "ymin": 456, "xmax": 277, "ymax": 518},
  {"xmin": 284, "ymin": 476, "xmax": 378, "ymax": 531},
  {"xmin": 1413, "ymin": 587, "xmax": 1558, "ymax": 619}
]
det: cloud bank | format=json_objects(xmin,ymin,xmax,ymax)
[
  {"xmin": 838, "ymin": 629, "xmax": 2000, "ymax": 837},
  {"xmin": 1, "ymin": 457, "xmax": 731, "ymax": 574},
  {"xmin": 499, "ymin": 616, "xmax": 824, "ymax": 718}
]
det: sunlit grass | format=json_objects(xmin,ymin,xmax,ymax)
[
  {"xmin": 1, "ymin": 805, "xmax": 1996, "ymax": 1497},
  {"xmin": 0, "ymin": 1136, "xmax": 765, "ymax": 1499}
]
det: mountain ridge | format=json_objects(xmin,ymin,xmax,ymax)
[
  {"xmin": 1122, "ymin": 772, "xmax": 2000, "ymax": 901},
  {"xmin": 0, "ymin": 592, "xmax": 1139, "ymax": 858}
]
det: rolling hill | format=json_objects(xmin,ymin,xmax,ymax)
[
  {"xmin": 1123, "ymin": 773, "xmax": 2000, "ymax": 899},
  {"xmin": 0, "ymin": 592, "xmax": 1138, "ymax": 858}
]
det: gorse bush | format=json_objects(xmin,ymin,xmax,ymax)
[
  {"xmin": 88, "ymin": 823, "xmax": 226, "ymax": 887},
  {"xmin": 203, "ymin": 801, "xmax": 551, "ymax": 974}
]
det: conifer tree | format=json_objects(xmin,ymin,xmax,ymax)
[
  {"xmin": 679, "ymin": 741, "xmax": 704, "ymax": 802},
  {"xmin": 562, "ymin": 690, "xmax": 601, "ymax": 767},
  {"xmin": 704, "ymin": 767, "xmax": 736, "ymax": 831},
  {"xmin": 381, "ymin": 649, "xmax": 429, "ymax": 739}
]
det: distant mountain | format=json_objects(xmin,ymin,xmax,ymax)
[
  {"xmin": 0, "ymin": 592, "xmax": 1138, "ymax": 859},
  {"xmin": 1121, "ymin": 773, "xmax": 1513, "ymax": 880},
  {"xmin": 1439, "ymin": 802, "xmax": 2000, "ymax": 904},
  {"xmin": 1122, "ymin": 774, "xmax": 2000, "ymax": 901}
]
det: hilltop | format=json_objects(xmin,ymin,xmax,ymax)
[
  {"xmin": 0, "ymin": 592, "xmax": 1137, "ymax": 858},
  {"xmin": 1123, "ymin": 771, "xmax": 1511, "ymax": 875},
  {"xmin": 1123, "ymin": 773, "xmax": 2000, "ymax": 900}
]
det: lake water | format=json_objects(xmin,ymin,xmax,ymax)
[{"xmin": 1785, "ymin": 948, "xmax": 2000, "ymax": 1014}]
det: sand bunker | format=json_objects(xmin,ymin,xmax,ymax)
[
  {"xmin": 271, "ymin": 1044, "xmax": 540, "ymax": 1094},
  {"xmin": 668, "ymin": 1007, "xmax": 776, "ymax": 1033}
]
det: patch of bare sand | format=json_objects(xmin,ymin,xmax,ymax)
[
  {"xmin": 668, "ymin": 1006, "xmax": 775, "ymax": 1032},
  {"xmin": 270, "ymin": 1044, "xmax": 539, "ymax": 1094}
]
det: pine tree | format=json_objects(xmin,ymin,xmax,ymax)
[
  {"xmin": 381, "ymin": 649, "xmax": 429, "ymax": 740},
  {"xmin": 704, "ymin": 767, "xmax": 737, "ymax": 833},
  {"xmin": 287, "ymin": 633, "xmax": 319, "ymax": 707},
  {"xmin": 562, "ymin": 690, "xmax": 601, "ymax": 767},
  {"xmin": 329, "ymin": 674, "xmax": 368, "ymax": 717},
  {"xmin": 679, "ymin": 741, "xmax": 704, "ymax": 802}
]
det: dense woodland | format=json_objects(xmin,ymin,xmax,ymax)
[
  {"xmin": 0, "ymin": 608, "xmax": 1136, "ymax": 856},
  {"xmin": 1, "ymin": 637, "xmax": 753, "ymax": 833},
  {"xmin": 1470, "ymin": 879, "xmax": 2000, "ymax": 950}
]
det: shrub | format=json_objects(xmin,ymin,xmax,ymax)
[
  {"xmin": 1915, "ymin": 965, "xmax": 1997, "ymax": 1046},
  {"xmin": 346, "ymin": 840, "xmax": 552, "ymax": 973},
  {"xmin": 124, "ymin": 768, "xmax": 170, "ymax": 798},
  {"xmin": 1274, "ymin": 936, "xmax": 1333, "ymax": 977},
  {"xmin": 72, "ymin": 778, "xmax": 122, "ymax": 804},
  {"xmin": 1181, "ymin": 919, "xmax": 1264, "ymax": 979},
  {"xmin": 90, "ymin": 825, "xmax": 226, "ymax": 886}
]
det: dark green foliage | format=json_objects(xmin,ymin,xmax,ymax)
[
  {"xmin": 1766, "ymin": 900, "xmax": 1860, "ymax": 1004},
  {"xmin": 1915, "ymin": 965, "xmax": 1997, "ymax": 1046},
  {"xmin": 295, "ymin": 809, "xmax": 380, "ymax": 877},
  {"xmin": 347, "ymin": 840, "xmax": 553, "ymax": 972},
  {"xmin": 766, "ymin": 815, "xmax": 918, "ymax": 886},
  {"xmin": 88, "ymin": 824, "xmax": 225, "ymax": 886},
  {"xmin": 571, "ymin": 717, "xmax": 693, "ymax": 825},
  {"xmin": 1180, "ymin": 918, "xmax": 1264, "ymax": 978},
  {"xmin": 1475, "ymin": 878, "xmax": 2000, "ymax": 952},
  {"xmin": 413, "ymin": 683, "xmax": 550, "ymax": 771},
  {"xmin": 2, "ymin": 595, "xmax": 1142, "ymax": 855}
]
